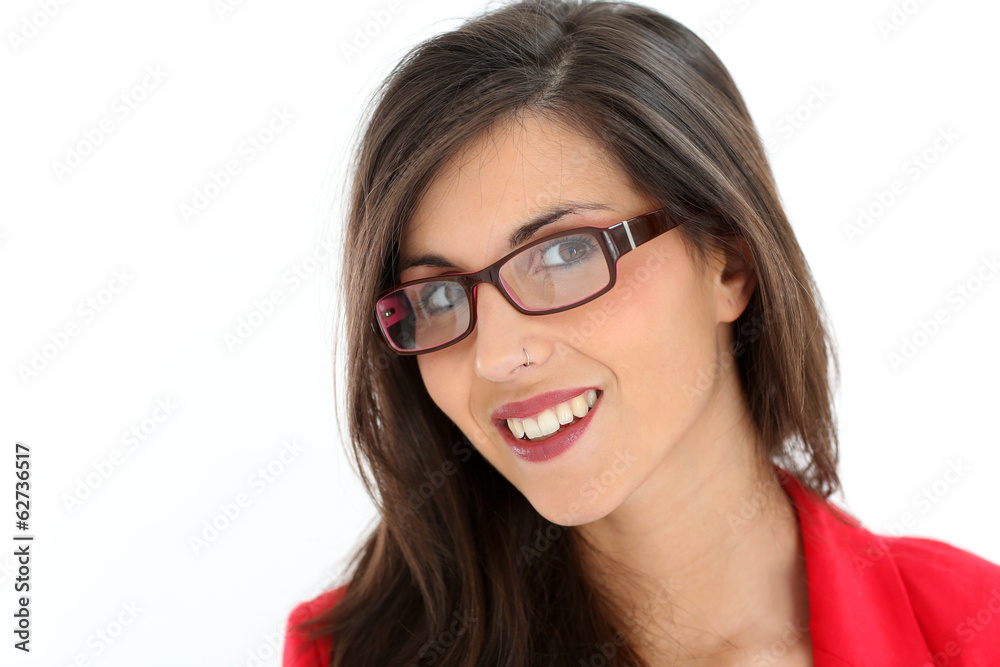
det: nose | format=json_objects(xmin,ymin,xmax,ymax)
[{"xmin": 472, "ymin": 283, "xmax": 537, "ymax": 381}]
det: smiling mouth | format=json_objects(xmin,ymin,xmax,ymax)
[{"xmin": 502, "ymin": 389, "xmax": 600, "ymax": 441}]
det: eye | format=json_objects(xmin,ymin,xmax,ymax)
[
  {"xmin": 417, "ymin": 282, "xmax": 465, "ymax": 314},
  {"xmin": 537, "ymin": 235, "xmax": 598, "ymax": 268}
]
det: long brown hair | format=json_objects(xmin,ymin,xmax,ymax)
[{"xmin": 296, "ymin": 1, "xmax": 840, "ymax": 664}]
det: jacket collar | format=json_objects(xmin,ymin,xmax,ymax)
[{"xmin": 774, "ymin": 464, "xmax": 932, "ymax": 665}]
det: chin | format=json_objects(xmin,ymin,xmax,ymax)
[{"xmin": 527, "ymin": 490, "xmax": 621, "ymax": 527}]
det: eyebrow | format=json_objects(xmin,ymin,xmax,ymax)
[{"xmin": 397, "ymin": 203, "xmax": 613, "ymax": 274}]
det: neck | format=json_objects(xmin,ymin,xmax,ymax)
[{"xmin": 573, "ymin": 370, "xmax": 810, "ymax": 662}]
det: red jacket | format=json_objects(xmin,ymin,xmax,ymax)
[{"xmin": 283, "ymin": 465, "xmax": 1000, "ymax": 665}]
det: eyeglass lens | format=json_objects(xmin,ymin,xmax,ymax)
[{"xmin": 377, "ymin": 231, "xmax": 611, "ymax": 351}]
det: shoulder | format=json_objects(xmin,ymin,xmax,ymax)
[
  {"xmin": 775, "ymin": 464, "xmax": 1000, "ymax": 662},
  {"xmin": 885, "ymin": 535, "xmax": 1000, "ymax": 638},
  {"xmin": 887, "ymin": 533, "xmax": 1000, "ymax": 585},
  {"xmin": 282, "ymin": 586, "xmax": 348, "ymax": 667},
  {"xmin": 834, "ymin": 519, "xmax": 1000, "ymax": 659}
]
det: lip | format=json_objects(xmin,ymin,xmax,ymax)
[
  {"xmin": 491, "ymin": 387, "xmax": 601, "ymax": 421},
  {"xmin": 496, "ymin": 390, "xmax": 602, "ymax": 463}
]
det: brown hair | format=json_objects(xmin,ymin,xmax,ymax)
[{"xmin": 295, "ymin": 0, "xmax": 840, "ymax": 664}]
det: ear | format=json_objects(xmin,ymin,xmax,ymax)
[{"xmin": 712, "ymin": 236, "xmax": 757, "ymax": 324}]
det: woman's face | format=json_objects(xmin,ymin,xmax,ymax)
[{"xmin": 399, "ymin": 114, "xmax": 754, "ymax": 526}]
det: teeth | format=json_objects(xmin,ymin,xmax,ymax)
[
  {"xmin": 504, "ymin": 389, "xmax": 599, "ymax": 440},
  {"xmin": 556, "ymin": 402, "xmax": 574, "ymax": 425},
  {"xmin": 521, "ymin": 416, "xmax": 542, "ymax": 439},
  {"xmin": 536, "ymin": 409, "xmax": 560, "ymax": 437}
]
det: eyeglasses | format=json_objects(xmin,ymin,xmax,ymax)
[{"xmin": 373, "ymin": 208, "xmax": 685, "ymax": 355}]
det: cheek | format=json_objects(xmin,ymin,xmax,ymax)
[
  {"xmin": 417, "ymin": 356, "xmax": 450, "ymax": 408},
  {"xmin": 418, "ymin": 354, "xmax": 504, "ymax": 468},
  {"xmin": 595, "ymin": 260, "xmax": 719, "ymax": 425},
  {"xmin": 418, "ymin": 355, "xmax": 474, "ymax": 427}
]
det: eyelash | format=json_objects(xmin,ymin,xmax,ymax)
[
  {"xmin": 527, "ymin": 234, "xmax": 599, "ymax": 269},
  {"xmin": 406, "ymin": 230, "xmax": 599, "ymax": 285}
]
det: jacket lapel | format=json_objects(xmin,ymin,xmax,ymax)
[{"xmin": 775, "ymin": 465, "xmax": 934, "ymax": 665}]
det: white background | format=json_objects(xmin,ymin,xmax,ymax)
[{"xmin": 1, "ymin": 0, "xmax": 998, "ymax": 665}]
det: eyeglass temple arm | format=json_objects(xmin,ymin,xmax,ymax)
[{"xmin": 606, "ymin": 209, "xmax": 680, "ymax": 260}]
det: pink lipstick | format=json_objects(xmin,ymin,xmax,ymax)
[{"xmin": 495, "ymin": 390, "xmax": 602, "ymax": 462}]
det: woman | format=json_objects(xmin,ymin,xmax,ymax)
[{"xmin": 284, "ymin": 1, "xmax": 1000, "ymax": 664}]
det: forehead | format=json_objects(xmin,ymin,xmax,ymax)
[{"xmin": 400, "ymin": 114, "xmax": 636, "ymax": 273}]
